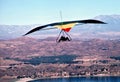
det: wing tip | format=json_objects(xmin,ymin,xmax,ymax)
[
  {"xmin": 22, "ymin": 32, "xmax": 30, "ymax": 36},
  {"xmin": 23, "ymin": 34, "xmax": 27, "ymax": 36}
]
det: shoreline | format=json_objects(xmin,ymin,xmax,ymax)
[
  {"xmin": 1, "ymin": 75, "xmax": 119, "ymax": 82},
  {"xmin": 15, "ymin": 78, "xmax": 33, "ymax": 82},
  {"xmin": 23, "ymin": 75, "xmax": 120, "ymax": 82}
]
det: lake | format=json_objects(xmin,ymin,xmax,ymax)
[{"xmin": 29, "ymin": 76, "xmax": 120, "ymax": 82}]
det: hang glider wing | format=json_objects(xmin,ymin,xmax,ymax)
[{"xmin": 24, "ymin": 19, "xmax": 106, "ymax": 36}]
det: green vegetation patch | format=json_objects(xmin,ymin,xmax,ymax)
[
  {"xmin": 25, "ymin": 55, "xmax": 77, "ymax": 65},
  {"xmin": 110, "ymin": 56, "xmax": 120, "ymax": 60}
]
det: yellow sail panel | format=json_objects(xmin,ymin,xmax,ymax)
[{"xmin": 54, "ymin": 23, "xmax": 76, "ymax": 29}]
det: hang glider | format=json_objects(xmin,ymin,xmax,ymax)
[{"xmin": 24, "ymin": 19, "xmax": 106, "ymax": 42}]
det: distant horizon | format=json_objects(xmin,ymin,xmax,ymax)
[
  {"xmin": 0, "ymin": 0, "xmax": 120, "ymax": 25},
  {"xmin": 0, "ymin": 14, "xmax": 120, "ymax": 40}
]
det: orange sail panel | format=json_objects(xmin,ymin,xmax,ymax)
[{"xmin": 62, "ymin": 28, "xmax": 71, "ymax": 32}]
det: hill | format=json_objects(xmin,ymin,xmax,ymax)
[{"xmin": 0, "ymin": 37, "xmax": 120, "ymax": 58}]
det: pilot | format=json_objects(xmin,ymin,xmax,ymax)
[{"xmin": 58, "ymin": 36, "xmax": 71, "ymax": 42}]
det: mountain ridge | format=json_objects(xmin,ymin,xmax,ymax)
[{"xmin": 0, "ymin": 15, "xmax": 120, "ymax": 40}]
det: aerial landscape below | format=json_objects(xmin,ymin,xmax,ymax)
[{"xmin": 0, "ymin": 37, "xmax": 120, "ymax": 82}]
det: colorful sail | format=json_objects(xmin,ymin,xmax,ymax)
[{"xmin": 24, "ymin": 19, "xmax": 106, "ymax": 36}]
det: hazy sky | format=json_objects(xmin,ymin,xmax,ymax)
[{"xmin": 0, "ymin": 0, "xmax": 120, "ymax": 25}]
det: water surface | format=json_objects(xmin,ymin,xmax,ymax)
[{"xmin": 29, "ymin": 76, "xmax": 120, "ymax": 82}]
